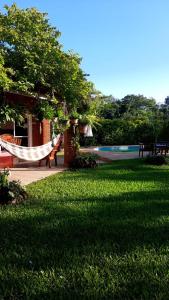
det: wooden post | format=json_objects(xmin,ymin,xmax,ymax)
[{"xmin": 64, "ymin": 125, "xmax": 77, "ymax": 167}]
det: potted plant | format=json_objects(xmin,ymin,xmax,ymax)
[
  {"xmin": 78, "ymin": 114, "xmax": 99, "ymax": 135},
  {"xmin": 78, "ymin": 116, "xmax": 88, "ymax": 134},
  {"xmin": 53, "ymin": 109, "xmax": 69, "ymax": 133},
  {"xmin": 69, "ymin": 111, "xmax": 79, "ymax": 125}
]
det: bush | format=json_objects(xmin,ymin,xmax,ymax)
[
  {"xmin": 0, "ymin": 169, "xmax": 27, "ymax": 204},
  {"xmin": 70, "ymin": 153, "xmax": 98, "ymax": 169},
  {"xmin": 145, "ymin": 155, "xmax": 167, "ymax": 166},
  {"xmin": 80, "ymin": 118, "xmax": 158, "ymax": 146}
]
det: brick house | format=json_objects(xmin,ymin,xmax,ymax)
[
  {"xmin": 0, "ymin": 91, "xmax": 51, "ymax": 147},
  {"xmin": 0, "ymin": 91, "xmax": 76, "ymax": 167}
]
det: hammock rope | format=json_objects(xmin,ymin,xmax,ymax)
[{"xmin": 0, "ymin": 134, "xmax": 61, "ymax": 161}]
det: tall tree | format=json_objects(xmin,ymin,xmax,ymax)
[
  {"xmin": 119, "ymin": 94, "xmax": 156, "ymax": 117},
  {"xmin": 0, "ymin": 52, "xmax": 13, "ymax": 90},
  {"xmin": 0, "ymin": 4, "xmax": 93, "ymax": 114}
]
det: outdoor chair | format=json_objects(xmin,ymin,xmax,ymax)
[
  {"xmin": 11, "ymin": 137, "xmax": 22, "ymax": 146},
  {"xmin": 0, "ymin": 134, "xmax": 15, "ymax": 143},
  {"xmin": 0, "ymin": 134, "xmax": 22, "ymax": 151},
  {"xmin": 39, "ymin": 135, "xmax": 63, "ymax": 168},
  {"xmin": 154, "ymin": 141, "xmax": 169, "ymax": 156},
  {"xmin": 0, "ymin": 134, "xmax": 22, "ymax": 145},
  {"xmin": 139, "ymin": 143, "xmax": 154, "ymax": 158}
]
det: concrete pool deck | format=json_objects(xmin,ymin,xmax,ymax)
[{"xmin": 81, "ymin": 146, "xmax": 142, "ymax": 161}]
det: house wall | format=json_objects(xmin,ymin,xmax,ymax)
[
  {"xmin": 32, "ymin": 119, "xmax": 51, "ymax": 146},
  {"xmin": 4, "ymin": 91, "xmax": 35, "ymax": 110},
  {"xmin": 3, "ymin": 92, "xmax": 51, "ymax": 146},
  {"xmin": 0, "ymin": 122, "xmax": 13, "ymax": 135},
  {"xmin": 32, "ymin": 118, "xmax": 42, "ymax": 146}
]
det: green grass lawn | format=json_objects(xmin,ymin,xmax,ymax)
[{"xmin": 1, "ymin": 159, "xmax": 169, "ymax": 299}]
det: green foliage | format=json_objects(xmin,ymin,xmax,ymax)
[
  {"xmin": 33, "ymin": 100, "xmax": 55, "ymax": 121},
  {"xmin": 0, "ymin": 4, "xmax": 61, "ymax": 93},
  {"xmin": 0, "ymin": 104, "xmax": 24, "ymax": 124},
  {"xmin": 0, "ymin": 168, "xmax": 10, "ymax": 188},
  {"xmin": 0, "ymin": 53, "xmax": 13, "ymax": 89},
  {"xmin": 1, "ymin": 160, "xmax": 169, "ymax": 297},
  {"xmin": 0, "ymin": 4, "xmax": 93, "ymax": 114},
  {"xmin": 99, "ymin": 96, "xmax": 120, "ymax": 119},
  {"xmin": 145, "ymin": 155, "xmax": 167, "ymax": 165},
  {"xmin": 82, "ymin": 94, "xmax": 167, "ymax": 146},
  {"xmin": 53, "ymin": 109, "xmax": 70, "ymax": 133},
  {"xmin": 0, "ymin": 169, "xmax": 27, "ymax": 204},
  {"xmin": 79, "ymin": 113, "xmax": 100, "ymax": 128},
  {"xmin": 92, "ymin": 119, "xmax": 131, "ymax": 145},
  {"xmin": 55, "ymin": 52, "xmax": 93, "ymax": 111},
  {"xmin": 8, "ymin": 180, "xmax": 27, "ymax": 202},
  {"xmin": 165, "ymin": 96, "xmax": 169, "ymax": 105},
  {"xmin": 69, "ymin": 110, "xmax": 79, "ymax": 119},
  {"xmin": 70, "ymin": 153, "xmax": 98, "ymax": 169},
  {"xmin": 1, "ymin": 2, "xmax": 168, "ymax": 144},
  {"xmin": 119, "ymin": 94, "xmax": 156, "ymax": 116}
]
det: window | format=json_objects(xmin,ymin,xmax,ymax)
[{"xmin": 14, "ymin": 118, "xmax": 28, "ymax": 146}]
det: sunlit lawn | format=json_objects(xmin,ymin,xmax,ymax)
[{"xmin": 1, "ymin": 159, "xmax": 169, "ymax": 299}]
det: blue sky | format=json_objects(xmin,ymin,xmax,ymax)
[{"xmin": 1, "ymin": 0, "xmax": 169, "ymax": 103}]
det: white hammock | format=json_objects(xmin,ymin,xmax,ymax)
[{"xmin": 0, "ymin": 134, "xmax": 61, "ymax": 161}]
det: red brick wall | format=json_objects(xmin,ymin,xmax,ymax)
[
  {"xmin": 0, "ymin": 153, "xmax": 13, "ymax": 168},
  {"xmin": 4, "ymin": 91, "xmax": 35, "ymax": 110},
  {"xmin": 64, "ymin": 126, "xmax": 77, "ymax": 167},
  {"xmin": 32, "ymin": 119, "xmax": 51, "ymax": 146},
  {"xmin": 32, "ymin": 119, "xmax": 42, "ymax": 146},
  {"xmin": 42, "ymin": 119, "xmax": 51, "ymax": 144}
]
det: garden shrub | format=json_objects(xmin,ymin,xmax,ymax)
[
  {"xmin": 70, "ymin": 153, "xmax": 98, "ymax": 169},
  {"xmin": 80, "ymin": 118, "xmax": 160, "ymax": 146},
  {"xmin": 145, "ymin": 155, "xmax": 167, "ymax": 166},
  {"xmin": 0, "ymin": 169, "xmax": 27, "ymax": 204}
]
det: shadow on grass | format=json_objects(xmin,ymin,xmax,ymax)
[
  {"xmin": 2, "ymin": 159, "xmax": 169, "ymax": 298},
  {"xmin": 64, "ymin": 163, "xmax": 169, "ymax": 184},
  {"xmin": 1, "ymin": 188, "xmax": 169, "ymax": 298}
]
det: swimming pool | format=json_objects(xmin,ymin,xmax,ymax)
[{"xmin": 95, "ymin": 145, "xmax": 139, "ymax": 152}]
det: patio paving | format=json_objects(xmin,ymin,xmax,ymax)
[
  {"xmin": 7, "ymin": 155, "xmax": 66, "ymax": 186},
  {"xmin": 10, "ymin": 166, "xmax": 66, "ymax": 185}
]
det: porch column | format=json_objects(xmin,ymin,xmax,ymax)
[
  {"xmin": 42, "ymin": 119, "xmax": 51, "ymax": 144},
  {"xmin": 64, "ymin": 125, "xmax": 77, "ymax": 167},
  {"xmin": 28, "ymin": 114, "xmax": 32, "ymax": 147}
]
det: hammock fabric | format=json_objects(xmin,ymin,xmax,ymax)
[{"xmin": 0, "ymin": 134, "xmax": 61, "ymax": 161}]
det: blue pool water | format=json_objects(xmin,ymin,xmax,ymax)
[{"xmin": 95, "ymin": 145, "xmax": 139, "ymax": 152}]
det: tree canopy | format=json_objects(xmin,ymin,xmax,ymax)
[
  {"xmin": 0, "ymin": 4, "xmax": 93, "ymax": 114},
  {"xmin": 1, "ymin": 4, "xmax": 169, "ymax": 145}
]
